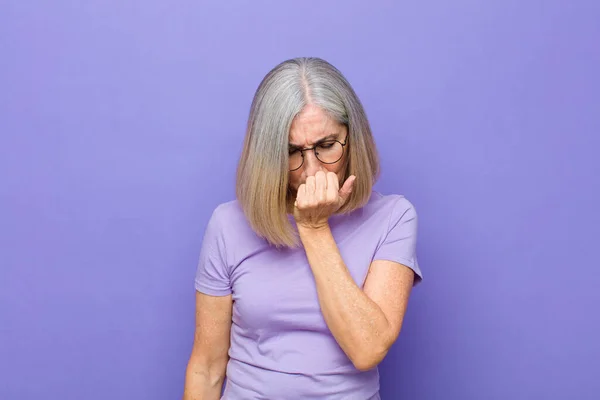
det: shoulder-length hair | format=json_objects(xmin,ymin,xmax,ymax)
[{"xmin": 236, "ymin": 57, "xmax": 380, "ymax": 247}]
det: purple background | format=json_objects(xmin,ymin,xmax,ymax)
[{"xmin": 1, "ymin": 1, "xmax": 599, "ymax": 399}]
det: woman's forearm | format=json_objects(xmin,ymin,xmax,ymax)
[
  {"xmin": 297, "ymin": 223, "xmax": 394, "ymax": 370},
  {"xmin": 183, "ymin": 357, "xmax": 226, "ymax": 400}
]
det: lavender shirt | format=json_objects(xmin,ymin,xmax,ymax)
[{"xmin": 195, "ymin": 191, "xmax": 422, "ymax": 399}]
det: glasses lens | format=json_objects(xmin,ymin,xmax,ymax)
[
  {"xmin": 315, "ymin": 141, "xmax": 343, "ymax": 164},
  {"xmin": 289, "ymin": 150, "xmax": 303, "ymax": 170}
]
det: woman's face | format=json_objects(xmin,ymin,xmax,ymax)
[{"xmin": 287, "ymin": 104, "xmax": 348, "ymax": 195}]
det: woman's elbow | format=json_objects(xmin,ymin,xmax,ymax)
[
  {"xmin": 350, "ymin": 346, "xmax": 389, "ymax": 371},
  {"xmin": 350, "ymin": 330, "xmax": 399, "ymax": 371}
]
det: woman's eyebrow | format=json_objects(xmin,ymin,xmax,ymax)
[{"xmin": 289, "ymin": 133, "xmax": 339, "ymax": 148}]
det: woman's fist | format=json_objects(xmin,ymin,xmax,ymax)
[{"xmin": 293, "ymin": 171, "xmax": 356, "ymax": 229}]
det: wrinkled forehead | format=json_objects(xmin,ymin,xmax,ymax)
[{"xmin": 288, "ymin": 106, "xmax": 346, "ymax": 147}]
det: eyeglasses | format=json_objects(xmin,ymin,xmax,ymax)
[{"xmin": 288, "ymin": 135, "xmax": 348, "ymax": 171}]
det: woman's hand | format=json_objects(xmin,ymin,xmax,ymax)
[{"xmin": 293, "ymin": 171, "xmax": 356, "ymax": 230}]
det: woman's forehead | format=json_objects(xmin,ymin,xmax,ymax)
[{"xmin": 289, "ymin": 106, "xmax": 346, "ymax": 146}]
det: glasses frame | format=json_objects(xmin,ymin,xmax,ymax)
[{"xmin": 288, "ymin": 135, "xmax": 349, "ymax": 172}]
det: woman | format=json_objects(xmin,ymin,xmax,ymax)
[{"xmin": 183, "ymin": 57, "xmax": 422, "ymax": 400}]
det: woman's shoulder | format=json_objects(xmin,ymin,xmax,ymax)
[
  {"xmin": 205, "ymin": 199, "xmax": 264, "ymax": 244},
  {"xmin": 209, "ymin": 199, "xmax": 245, "ymax": 223},
  {"xmin": 335, "ymin": 191, "xmax": 416, "ymax": 231},
  {"xmin": 365, "ymin": 191, "xmax": 416, "ymax": 214}
]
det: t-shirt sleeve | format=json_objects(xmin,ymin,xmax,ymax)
[
  {"xmin": 373, "ymin": 197, "xmax": 423, "ymax": 285},
  {"xmin": 194, "ymin": 207, "xmax": 232, "ymax": 296}
]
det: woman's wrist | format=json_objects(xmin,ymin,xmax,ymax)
[{"xmin": 297, "ymin": 220, "xmax": 331, "ymax": 235}]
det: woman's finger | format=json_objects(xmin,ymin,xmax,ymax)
[
  {"xmin": 326, "ymin": 172, "xmax": 338, "ymax": 202},
  {"xmin": 296, "ymin": 184, "xmax": 306, "ymax": 207},
  {"xmin": 315, "ymin": 171, "xmax": 327, "ymax": 202},
  {"xmin": 306, "ymin": 175, "xmax": 316, "ymax": 195},
  {"xmin": 338, "ymin": 175, "xmax": 356, "ymax": 203}
]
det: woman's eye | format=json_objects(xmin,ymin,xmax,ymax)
[
  {"xmin": 289, "ymin": 149, "xmax": 298, "ymax": 155},
  {"xmin": 319, "ymin": 142, "xmax": 335, "ymax": 149}
]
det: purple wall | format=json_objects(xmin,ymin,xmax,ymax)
[{"xmin": 1, "ymin": 1, "xmax": 599, "ymax": 399}]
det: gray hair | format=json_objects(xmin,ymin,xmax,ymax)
[{"xmin": 236, "ymin": 57, "xmax": 380, "ymax": 247}]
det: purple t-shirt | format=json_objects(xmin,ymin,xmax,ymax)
[{"xmin": 195, "ymin": 191, "xmax": 422, "ymax": 400}]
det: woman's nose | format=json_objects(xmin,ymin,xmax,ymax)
[{"xmin": 302, "ymin": 150, "xmax": 323, "ymax": 176}]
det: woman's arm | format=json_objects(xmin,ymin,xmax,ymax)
[
  {"xmin": 183, "ymin": 292, "xmax": 232, "ymax": 400},
  {"xmin": 293, "ymin": 171, "xmax": 415, "ymax": 370},
  {"xmin": 298, "ymin": 224, "xmax": 414, "ymax": 371}
]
